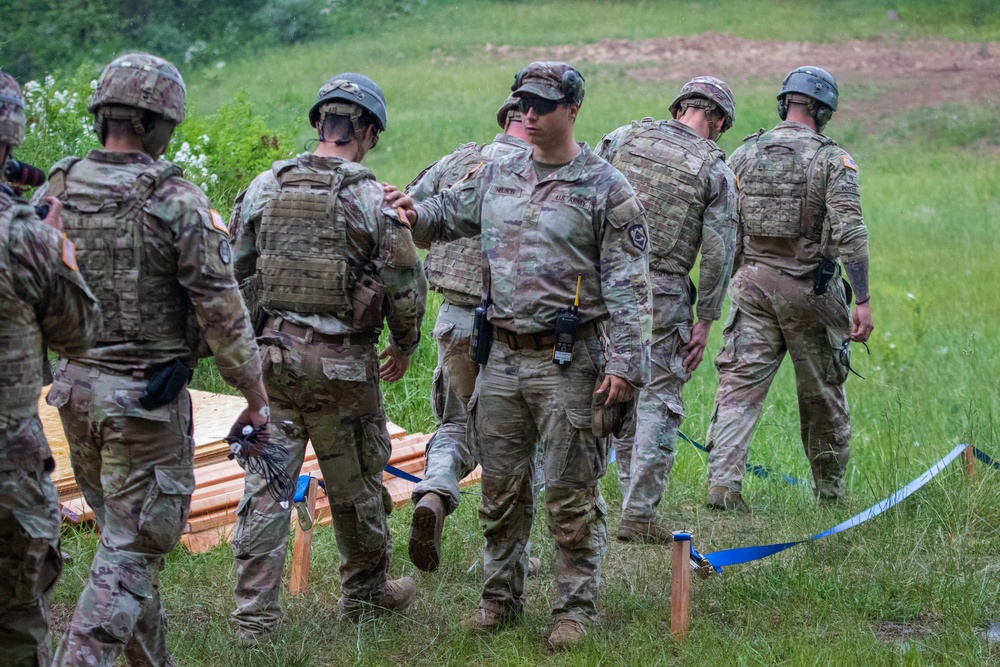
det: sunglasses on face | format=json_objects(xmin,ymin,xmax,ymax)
[{"xmin": 517, "ymin": 97, "xmax": 561, "ymax": 116}]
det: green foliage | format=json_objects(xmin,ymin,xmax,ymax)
[{"xmin": 174, "ymin": 94, "xmax": 296, "ymax": 215}]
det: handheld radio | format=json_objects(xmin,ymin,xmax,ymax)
[
  {"xmin": 552, "ymin": 275, "xmax": 581, "ymax": 366},
  {"xmin": 470, "ymin": 296, "xmax": 493, "ymax": 365}
]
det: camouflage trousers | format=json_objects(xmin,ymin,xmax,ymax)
[
  {"xmin": 412, "ymin": 302, "xmax": 480, "ymax": 513},
  {"xmin": 413, "ymin": 301, "xmax": 543, "ymax": 512},
  {"xmin": 231, "ymin": 325, "xmax": 392, "ymax": 635},
  {"xmin": 706, "ymin": 263, "xmax": 852, "ymax": 497},
  {"xmin": 615, "ymin": 272, "xmax": 693, "ymax": 521},
  {"xmin": 48, "ymin": 361, "xmax": 194, "ymax": 667},
  {"xmin": 472, "ymin": 335, "xmax": 608, "ymax": 624},
  {"xmin": 0, "ymin": 418, "xmax": 62, "ymax": 667}
]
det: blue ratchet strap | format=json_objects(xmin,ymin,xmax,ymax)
[
  {"xmin": 973, "ymin": 447, "xmax": 1000, "ymax": 470},
  {"xmin": 700, "ymin": 443, "xmax": 969, "ymax": 573},
  {"xmin": 292, "ymin": 474, "xmax": 326, "ymax": 530},
  {"xmin": 678, "ymin": 430, "xmax": 804, "ymax": 486},
  {"xmin": 383, "ymin": 463, "xmax": 423, "ymax": 485}
]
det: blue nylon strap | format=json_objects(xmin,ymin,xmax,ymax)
[
  {"xmin": 293, "ymin": 474, "xmax": 312, "ymax": 504},
  {"xmin": 677, "ymin": 430, "xmax": 804, "ymax": 486},
  {"xmin": 384, "ymin": 464, "xmax": 424, "ymax": 485},
  {"xmin": 973, "ymin": 447, "xmax": 1000, "ymax": 470},
  {"xmin": 702, "ymin": 443, "xmax": 969, "ymax": 573}
]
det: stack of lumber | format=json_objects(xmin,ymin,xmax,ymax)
[{"xmin": 40, "ymin": 389, "xmax": 481, "ymax": 553}]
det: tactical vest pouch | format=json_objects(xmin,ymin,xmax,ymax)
[
  {"xmin": 352, "ymin": 265, "xmax": 386, "ymax": 332},
  {"xmin": 139, "ymin": 358, "xmax": 192, "ymax": 410}
]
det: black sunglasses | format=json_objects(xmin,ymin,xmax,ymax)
[
  {"xmin": 517, "ymin": 97, "xmax": 561, "ymax": 116},
  {"xmin": 839, "ymin": 339, "xmax": 870, "ymax": 379}
]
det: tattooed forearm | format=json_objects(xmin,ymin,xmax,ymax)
[{"xmin": 843, "ymin": 259, "xmax": 870, "ymax": 304}]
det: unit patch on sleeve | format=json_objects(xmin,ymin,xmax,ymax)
[
  {"xmin": 841, "ymin": 155, "xmax": 858, "ymax": 172},
  {"xmin": 628, "ymin": 223, "xmax": 648, "ymax": 252},
  {"xmin": 210, "ymin": 209, "xmax": 228, "ymax": 233},
  {"xmin": 61, "ymin": 234, "xmax": 78, "ymax": 271}
]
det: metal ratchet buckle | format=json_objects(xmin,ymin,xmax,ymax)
[{"xmin": 689, "ymin": 547, "xmax": 715, "ymax": 580}]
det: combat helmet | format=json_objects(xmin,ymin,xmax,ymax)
[
  {"xmin": 669, "ymin": 76, "xmax": 736, "ymax": 133},
  {"xmin": 0, "ymin": 71, "xmax": 26, "ymax": 149},
  {"xmin": 309, "ymin": 73, "xmax": 387, "ymax": 157},
  {"xmin": 496, "ymin": 93, "xmax": 521, "ymax": 130},
  {"xmin": 89, "ymin": 52, "xmax": 186, "ymax": 157},
  {"xmin": 777, "ymin": 66, "xmax": 838, "ymax": 130}
]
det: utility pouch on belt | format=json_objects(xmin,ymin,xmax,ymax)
[
  {"xmin": 139, "ymin": 358, "xmax": 192, "ymax": 410},
  {"xmin": 813, "ymin": 258, "xmax": 838, "ymax": 295},
  {"xmin": 470, "ymin": 297, "xmax": 493, "ymax": 365},
  {"xmin": 352, "ymin": 265, "xmax": 386, "ymax": 331}
]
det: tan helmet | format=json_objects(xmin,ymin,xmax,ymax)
[
  {"xmin": 0, "ymin": 71, "xmax": 26, "ymax": 148},
  {"xmin": 496, "ymin": 93, "xmax": 521, "ymax": 130},
  {"xmin": 89, "ymin": 53, "xmax": 186, "ymax": 156},
  {"xmin": 669, "ymin": 76, "xmax": 736, "ymax": 133}
]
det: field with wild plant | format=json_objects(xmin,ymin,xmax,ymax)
[{"xmin": 13, "ymin": 0, "xmax": 1000, "ymax": 664}]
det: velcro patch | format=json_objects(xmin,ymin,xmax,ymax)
[
  {"xmin": 210, "ymin": 209, "xmax": 228, "ymax": 233},
  {"xmin": 842, "ymin": 155, "xmax": 858, "ymax": 172},
  {"xmin": 61, "ymin": 234, "xmax": 78, "ymax": 271},
  {"xmin": 628, "ymin": 224, "xmax": 648, "ymax": 252},
  {"xmin": 489, "ymin": 185, "xmax": 522, "ymax": 197}
]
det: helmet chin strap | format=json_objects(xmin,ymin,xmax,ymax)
[{"xmin": 95, "ymin": 106, "xmax": 174, "ymax": 158}]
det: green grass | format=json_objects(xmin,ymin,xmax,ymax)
[{"xmin": 50, "ymin": 0, "xmax": 1000, "ymax": 664}]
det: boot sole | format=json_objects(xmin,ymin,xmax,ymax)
[{"xmin": 409, "ymin": 499, "xmax": 444, "ymax": 572}]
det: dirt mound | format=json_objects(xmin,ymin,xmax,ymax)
[{"xmin": 485, "ymin": 33, "xmax": 1000, "ymax": 115}]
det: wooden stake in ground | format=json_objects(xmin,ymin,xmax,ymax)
[
  {"xmin": 289, "ymin": 476, "xmax": 319, "ymax": 596},
  {"xmin": 671, "ymin": 530, "xmax": 692, "ymax": 642},
  {"xmin": 963, "ymin": 444, "xmax": 977, "ymax": 484}
]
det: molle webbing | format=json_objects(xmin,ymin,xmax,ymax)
[
  {"xmin": 53, "ymin": 159, "xmax": 186, "ymax": 343},
  {"xmin": 612, "ymin": 122, "xmax": 713, "ymax": 273},
  {"xmin": 257, "ymin": 166, "xmax": 353, "ymax": 314},
  {"xmin": 424, "ymin": 143, "xmax": 488, "ymax": 300},
  {"xmin": 738, "ymin": 133, "xmax": 832, "ymax": 240},
  {"xmin": 424, "ymin": 236, "xmax": 482, "ymax": 304}
]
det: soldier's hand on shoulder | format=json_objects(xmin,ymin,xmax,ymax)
[{"xmin": 40, "ymin": 196, "xmax": 63, "ymax": 231}]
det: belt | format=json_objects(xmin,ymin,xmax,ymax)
[
  {"xmin": 492, "ymin": 321, "xmax": 599, "ymax": 351},
  {"xmin": 264, "ymin": 317, "xmax": 377, "ymax": 346}
]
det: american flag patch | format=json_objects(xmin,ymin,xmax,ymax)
[
  {"xmin": 842, "ymin": 155, "xmax": 858, "ymax": 171},
  {"xmin": 210, "ymin": 209, "xmax": 228, "ymax": 233},
  {"xmin": 62, "ymin": 234, "xmax": 78, "ymax": 271}
]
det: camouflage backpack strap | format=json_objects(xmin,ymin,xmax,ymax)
[{"xmin": 46, "ymin": 156, "xmax": 82, "ymax": 200}]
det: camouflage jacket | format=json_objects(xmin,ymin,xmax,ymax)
[
  {"xmin": 411, "ymin": 142, "xmax": 652, "ymax": 386},
  {"xmin": 0, "ymin": 187, "xmax": 99, "ymax": 457},
  {"xmin": 728, "ymin": 121, "xmax": 869, "ymax": 278},
  {"xmin": 230, "ymin": 153, "xmax": 425, "ymax": 356},
  {"xmin": 597, "ymin": 119, "xmax": 737, "ymax": 321},
  {"xmin": 34, "ymin": 150, "xmax": 262, "ymax": 390},
  {"xmin": 407, "ymin": 133, "xmax": 531, "ymax": 306}
]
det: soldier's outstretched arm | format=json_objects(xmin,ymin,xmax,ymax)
[
  {"xmin": 12, "ymin": 212, "xmax": 101, "ymax": 356},
  {"xmin": 600, "ymin": 181, "xmax": 653, "ymax": 391},
  {"xmin": 403, "ymin": 163, "xmax": 490, "ymax": 245}
]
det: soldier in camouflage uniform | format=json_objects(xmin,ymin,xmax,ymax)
[
  {"xmin": 404, "ymin": 94, "xmax": 536, "ymax": 573},
  {"xmin": 705, "ymin": 67, "xmax": 873, "ymax": 510},
  {"xmin": 35, "ymin": 54, "xmax": 269, "ymax": 666},
  {"xmin": 597, "ymin": 77, "xmax": 738, "ymax": 543},
  {"xmin": 389, "ymin": 62, "xmax": 651, "ymax": 650},
  {"xmin": 227, "ymin": 73, "xmax": 425, "ymax": 643},
  {"xmin": 0, "ymin": 71, "xmax": 101, "ymax": 667}
]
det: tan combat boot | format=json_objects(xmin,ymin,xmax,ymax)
[
  {"xmin": 547, "ymin": 618, "xmax": 587, "ymax": 650},
  {"xmin": 616, "ymin": 518, "xmax": 673, "ymax": 544},
  {"xmin": 340, "ymin": 577, "xmax": 416, "ymax": 621},
  {"xmin": 706, "ymin": 485, "xmax": 748, "ymax": 511},
  {"xmin": 409, "ymin": 492, "xmax": 446, "ymax": 572},
  {"xmin": 461, "ymin": 606, "xmax": 521, "ymax": 633}
]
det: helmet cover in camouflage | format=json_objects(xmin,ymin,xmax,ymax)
[
  {"xmin": 88, "ymin": 53, "xmax": 186, "ymax": 124},
  {"xmin": 0, "ymin": 71, "xmax": 26, "ymax": 148},
  {"xmin": 778, "ymin": 66, "xmax": 839, "ymax": 112},
  {"xmin": 511, "ymin": 61, "xmax": 585, "ymax": 105},
  {"xmin": 496, "ymin": 93, "xmax": 521, "ymax": 130},
  {"xmin": 309, "ymin": 73, "xmax": 387, "ymax": 132},
  {"xmin": 669, "ymin": 76, "xmax": 736, "ymax": 132}
]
